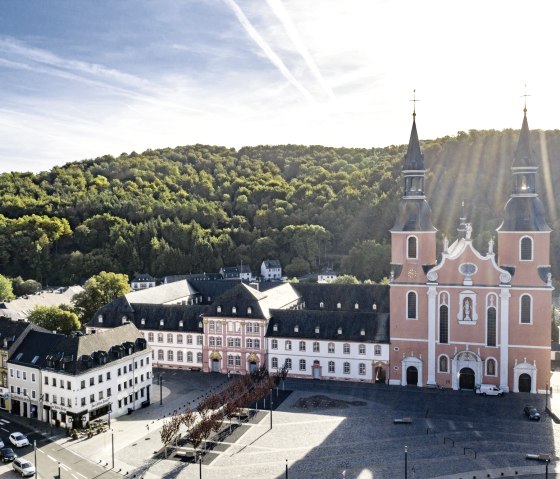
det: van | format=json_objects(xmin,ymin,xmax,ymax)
[
  {"xmin": 13, "ymin": 458, "xmax": 35, "ymax": 477},
  {"xmin": 475, "ymin": 384, "xmax": 504, "ymax": 396}
]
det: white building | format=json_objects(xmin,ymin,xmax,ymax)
[
  {"xmin": 131, "ymin": 274, "xmax": 157, "ymax": 290},
  {"xmin": 317, "ymin": 268, "xmax": 338, "ymax": 284},
  {"xmin": 8, "ymin": 323, "xmax": 152, "ymax": 428},
  {"xmin": 261, "ymin": 260, "xmax": 282, "ymax": 281}
]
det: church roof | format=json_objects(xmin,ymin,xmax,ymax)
[
  {"xmin": 391, "ymin": 198, "xmax": 437, "ymax": 232},
  {"xmin": 403, "ymin": 118, "xmax": 424, "ymax": 170},
  {"xmin": 498, "ymin": 196, "xmax": 551, "ymax": 232},
  {"xmin": 514, "ymin": 111, "xmax": 536, "ymax": 167}
]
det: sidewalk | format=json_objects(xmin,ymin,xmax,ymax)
[
  {"xmin": 0, "ymin": 408, "xmax": 66, "ymax": 441},
  {"xmin": 546, "ymin": 369, "xmax": 560, "ymax": 423}
]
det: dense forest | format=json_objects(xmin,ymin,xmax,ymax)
[{"xmin": 1, "ymin": 126, "xmax": 559, "ymax": 287}]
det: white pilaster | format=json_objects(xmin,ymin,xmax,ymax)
[
  {"xmin": 499, "ymin": 287, "xmax": 511, "ymax": 391},
  {"xmin": 427, "ymin": 286, "xmax": 437, "ymax": 385}
]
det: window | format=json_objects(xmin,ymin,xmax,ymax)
[
  {"xmin": 246, "ymin": 323, "xmax": 253, "ymax": 333},
  {"xmin": 167, "ymin": 333, "xmax": 173, "ymax": 343},
  {"xmin": 343, "ymin": 362, "xmax": 350, "ymax": 374},
  {"xmin": 89, "ymin": 378, "xmax": 93, "ymax": 386},
  {"xmin": 246, "ymin": 338, "xmax": 253, "ymax": 349},
  {"xmin": 285, "ymin": 358, "xmax": 292, "ymax": 370},
  {"xmin": 271, "ymin": 339, "xmax": 278, "ymax": 350},
  {"xmin": 486, "ymin": 358, "xmax": 496, "ymax": 376},
  {"xmin": 187, "ymin": 352, "xmax": 193, "ymax": 362},
  {"xmin": 247, "ymin": 307, "xmax": 252, "ymax": 315},
  {"xmin": 81, "ymin": 380, "xmax": 85, "ymax": 389},
  {"xmin": 209, "ymin": 337, "xmax": 215, "ymax": 347},
  {"xmin": 438, "ymin": 355, "xmax": 448, "ymax": 373},
  {"xmin": 90, "ymin": 394, "xmax": 95, "ymax": 404},
  {"xmin": 319, "ymin": 302, "xmax": 324, "ymax": 308},
  {"xmin": 299, "ymin": 341, "xmax": 306, "ymax": 352},
  {"xmin": 52, "ymin": 395, "xmax": 57, "ymax": 404},
  {"xmin": 359, "ymin": 344, "xmax": 366, "ymax": 355},
  {"xmin": 487, "ymin": 307, "xmax": 497, "ymax": 346},
  {"xmin": 407, "ymin": 291, "xmax": 417, "ymax": 319},
  {"xmin": 216, "ymin": 322, "xmax": 223, "ymax": 333},
  {"xmin": 285, "ymin": 340, "xmax": 292, "ymax": 351},
  {"xmin": 407, "ymin": 236, "xmax": 417, "ymax": 259},
  {"xmin": 313, "ymin": 342, "xmax": 320, "ymax": 353},
  {"xmin": 234, "ymin": 338, "xmax": 241, "ymax": 348},
  {"xmin": 272, "ymin": 357, "xmax": 278, "ymax": 368},
  {"xmin": 328, "ymin": 361, "xmax": 335, "ymax": 373},
  {"xmin": 228, "ymin": 355, "xmax": 234, "ymax": 367},
  {"xmin": 254, "ymin": 339, "xmax": 260, "ymax": 349},
  {"xmin": 81, "ymin": 398, "xmax": 86, "ymax": 406},
  {"xmin": 520, "ymin": 295, "xmax": 532, "ymax": 324},
  {"xmin": 107, "ymin": 388, "xmax": 112, "ymax": 397},
  {"xmin": 439, "ymin": 305, "xmax": 449, "ymax": 344},
  {"xmin": 343, "ymin": 343, "xmax": 350, "ymax": 354},
  {"xmin": 99, "ymin": 391, "xmax": 104, "ymax": 400},
  {"xmin": 374, "ymin": 345, "xmax": 381, "ymax": 356},
  {"xmin": 177, "ymin": 351, "xmax": 183, "ymax": 362},
  {"xmin": 299, "ymin": 359, "xmax": 306, "ymax": 371},
  {"xmin": 148, "ymin": 332, "xmax": 154, "ymax": 342},
  {"xmin": 197, "ymin": 353, "xmax": 202, "ymax": 363},
  {"xmin": 235, "ymin": 356, "xmax": 241, "ymax": 366},
  {"xmin": 187, "ymin": 335, "xmax": 193, "ymax": 344},
  {"xmin": 197, "ymin": 336, "xmax": 203, "ymax": 346},
  {"xmin": 520, "ymin": 236, "xmax": 533, "ymax": 261},
  {"xmin": 98, "ymin": 374, "xmax": 103, "ymax": 383},
  {"xmin": 209, "ymin": 321, "xmax": 215, "ymax": 332},
  {"xmin": 232, "ymin": 306, "xmax": 237, "ymax": 315},
  {"xmin": 359, "ymin": 363, "xmax": 366, "ymax": 375},
  {"xmin": 157, "ymin": 333, "xmax": 163, "ymax": 343},
  {"xmin": 216, "ymin": 337, "xmax": 223, "ymax": 347},
  {"xmin": 328, "ymin": 343, "xmax": 335, "ymax": 354},
  {"xmin": 158, "ymin": 350, "xmax": 164, "ymax": 360},
  {"xmin": 167, "ymin": 350, "xmax": 174, "ymax": 361},
  {"xmin": 228, "ymin": 337, "xmax": 234, "ymax": 347},
  {"xmin": 44, "ymin": 377, "xmax": 49, "ymax": 385}
]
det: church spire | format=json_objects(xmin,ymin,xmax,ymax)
[{"xmin": 513, "ymin": 109, "xmax": 535, "ymax": 168}]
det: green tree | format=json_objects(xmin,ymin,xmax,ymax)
[
  {"xmin": 11, "ymin": 277, "xmax": 41, "ymax": 296},
  {"xmin": 0, "ymin": 274, "xmax": 14, "ymax": 301},
  {"xmin": 73, "ymin": 271, "xmax": 130, "ymax": 324},
  {"xmin": 331, "ymin": 275, "xmax": 360, "ymax": 284},
  {"xmin": 341, "ymin": 240, "xmax": 391, "ymax": 282},
  {"xmin": 27, "ymin": 305, "xmax": 80, "ymax": 335}
]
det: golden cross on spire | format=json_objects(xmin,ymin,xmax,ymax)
[
  {"xmin": 410, "ymin": 89, "xmax": 419, "ymax": 119},
  {"xmin": 521, "ymin": 84, "xmax": 530, "ymax": 114}
]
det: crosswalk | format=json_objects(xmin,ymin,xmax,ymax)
[{"xmin": 0, "ymin": 418, "xmax": 10, "ymax": 433}]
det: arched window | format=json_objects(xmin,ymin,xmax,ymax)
[
  {"xmin": 285, "ymin": 340, "xmax": 292, "ymax": 351},
  {"xmin": 407, "ymin": 236, "xmax": 417, "ymax": 259},
  {"xmin": 272, "ymin": 357, "xmax": 278, "ymax": 368},
  {"xmin": 167, "ymin": 350, "xmax": 173, "ymax": 361},
  {"xmin": 313, "ymin": 342, "xmax": 320, "ymax": 352},
  {"xmin": 438, "ymin": 355, "xmax": 448, "ymax": 373},
  {"xmin": 359, "ymin": 344, "xmax": 366, "ymax": 355},
  {"xmin": 167, "ymin": 333, "xmax": 173, "ymax": 343},
  {"xmin": 299, "ymin": 341, "xmax": 306, "ymax": 351},
  {"xmin": 439, "ymin": 305, "xmax": 449, "ymax": 344},
  {"xmin": 177, "ymin": 351, "xmax": 183, "ymax": 362},
  {"xmin": 186, "ymin": 335, "xmax": 193, "ymax": 344},
  {"xmin": 520, "ymin": 236, "xmax": 533, "ymax": 260},
  {"xmin": 328, "ymin": 343, "xmax": 335, "ymax": 353},
  {"xmin": 196, "ymin": 352, "xmax": 202, "ymax": 363},
  {"xmin": 486, "ymin": 358, "xmax": 496, "ymax": 376},
  {"xmin": 343, "ymin": 343, "xmax": 350, "ymax": 354},
  {"xmin": 299, "ymin": 359, "xmax": 306, "ymax": 371},
  {"xmin": 328, "ymin": 361, "xmax": 335, "ymax": 373},
  {"xmin": 157, "ymin": 350, "xmax": 164, "ymax": 360},
  {"xmin": 359, "ymin": 363, "xmax": 366, "ymax": 375},
  {"xmin": 228, "ymin": 355, "xmax": 234, "ymax": 367},
  {"xmin": 157, "ymin": 333, "xmax": 163, "ymax": 343},
  {"xmin": 487, "ymin": 307, "xmax": 497, "ymax": 346},
  {"xmin": 407, "ymin": 291, "xmax": 417, "ymax": 319},
  {"xmin": 271, "ymin": 339, "xmax": 278, "ymax": 349},
  {"xmin": 285, "ymin": 358, "xmax": 292, "ymax": 370},
  {"xmin": 319, "ymin": 302, "xmax": 324, "ymax": 308},
  {"xmin": 187, "ymin": 352, "xmax": 193, "ymax": 362},
  {"xmin": 148, "ymin": 332, "xmax": 154, "ymax": 342},
  {"xmin": 343, "ymin": 362, "xmax": 350, "ymax": 374},
  {"xmin": 374, "ymin": 345, "xmax": 381, "ymax": 356},
  {"xmin": 520, "ymin": 295, "xmax": 532, "ymax": 324}
]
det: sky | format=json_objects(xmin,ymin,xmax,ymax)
[{"xmin": 1, "ymin": 0, "xmax": 559, "ymax": 173}]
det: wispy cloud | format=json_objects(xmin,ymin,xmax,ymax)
[
  {"xmin": 223, "ymin": 0, "xmax": 314, "ymax": 102},
  {"xmin": 266, "ymin": 0, "xmax": 334, "ymax": 100}
]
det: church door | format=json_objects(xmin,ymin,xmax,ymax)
[
  {"xmin": 459, "ymin": 368, "xmax": 475, "ymax": 390},
  {"xmin": 212, "ymin": 359, "xmax": 220, "ymax": 373},
  {"xmin": 519, "ymin": 373, "xmax": 531, "ymax": 393},
  {"xmin": 406, "ymin": 366, "xmax": 418, "ymax": 386},
  {"xmin": 249, "ymin": 362, "xmax": 257, "ymax": 374}
]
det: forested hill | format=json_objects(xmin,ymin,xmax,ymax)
[{"xmin": 1, "ymin": 128, "xmax": 560, "ymax": 286}]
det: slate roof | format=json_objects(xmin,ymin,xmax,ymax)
[
  {"xmin": 292, "ymin": 283, "xmax": 389, "ymax": 313},
  {"xmin": 125, "ymin": 280, "xmax": 198, "ymax": 304},
  {"xmin": 391, "ymin": 197, "xmax": 436, "ymax": 232},
  {"xmin": 0, "ymin": 317, "xmax": 34, "ymax": 350},
  {"xmin": 403, "ymin": 117, "xmax": 424, "ymax": 170},
  {"xmin": 0, "ymin": 286, "xmax": 84, "ymax": 320},
  {"xmin": 262, "ymin": 260, "xmax": 281, "ymax": 269},
  {"xmin": 131, "ymin": 273, "xmax": 156, "ymax": 283},
  {"xmin": 514, "ymin": 111, "xmax": 536, "ymax": 167},
  {"xmin": 221, "ymin": 265, "xmax": 251, "ymax": 278},
  {"xmin": 266, "ymin": 309, "xmax": 390, "ymax": 343},
  {"xmin": 10, "ymin": 323, "xmax": 147, "ymax": 374}
]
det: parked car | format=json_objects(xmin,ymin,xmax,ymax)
[
  {"xmin": 13, "ymin": 457, "xmax": 35, "ymax": 477},
  {"xmin": 0, "ymin": 447, "xmax": 16, "ymax": 462},
  {"xmin": 0, "ymin": 438, "xmax": 4, "ymax": 448},
  {"xmin": 523, "ymin": 405, "xmax": 541, "ymax": 421},
  {"xmin": 9, "ymin": 433, "xmax": 29, "ymax": 448},
  {"xmin": 475, "ymin": 384, "xmax": 504, "ymax": 396}
]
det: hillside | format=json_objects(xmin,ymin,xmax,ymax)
[{"xmin": 0, "ymin": 128, "xmax": 559, "ymax": 286}]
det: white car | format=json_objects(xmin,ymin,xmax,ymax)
[
  {"xmin": 13, "ymin": 457, "xmax": 35, "ymax": 477},
  {"xmin": 9, "ymin": 433, "xmax": 29, "ymax": 448}
]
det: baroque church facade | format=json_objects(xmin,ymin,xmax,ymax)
[{"xmin": 388, "ymin": 108, "xmax": 552, "ymax": 393}]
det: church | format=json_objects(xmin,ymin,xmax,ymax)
[{"xmin": 388, "ymin": 106, "xmax": 552, "ymax": 393}]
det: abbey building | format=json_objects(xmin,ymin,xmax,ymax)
[{"xmin": 389, "ymin": 108, "xmax": 552, "ymax": 393}]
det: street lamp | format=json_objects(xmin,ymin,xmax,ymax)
[
  {"xmin": 269, "ymin": 388, "xmax": 272, "ymax": 429},
  {"xmin": 111, "ymin": 430, "xmax": 114, "ymax": 469},
  {"xmin": 57, "ymin": 461, "xmax": 61, "ymax": 479},
  {"xmin": 34, "ymin": 440, "xmax": 37, "ymax": 479},
  {"xmin": 159, "ymin": 375, "xmax": 163, "ymax": 406},
  {"xmin": 404, "ymin": 446, "xmax": 408, "ymax": 479}
]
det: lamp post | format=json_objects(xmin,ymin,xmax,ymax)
[
  {"xmin": 159, "ymin": 375, "xmax": 162, "ymax": 406},
  {"xmin": 545, "ymin": 383, "xmax": 549, "ymax": 410},
  {"xmin": 285, "ymin": 459, "xmax": 288, "ymax": 479},
  {"xmin": 199, "ymin": 455, "xmax": 202, "ymax": 479},
  {"xmin": 58, "ymin": 462, "xmax": 61, "ymax": 479},
  {"xmin": 33, "ymin": 440, "xmax": 37, "ymax": 479},
  {"xmin": 404, "ymin": 446, "xmax": 408, "ymax": 479},
  {"xmin": 269, "ymin": 388, "xmax": 272, "ymax": 429},
  {"xmin": 111, "ymin": 431, "xmax": 114, "ymax": 469}
]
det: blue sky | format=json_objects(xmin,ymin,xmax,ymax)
[{"xmin": 1, "ymin": 0, "xmax": 559, "ymax": 172}]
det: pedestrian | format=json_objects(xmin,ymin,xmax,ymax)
[
  {"xmin": 146, "ymin": 424, "xmax": 149, "ymax": 431},
  {"xmin": 227, "ymin": 370, "xmax": 231, "ymax": 380}
]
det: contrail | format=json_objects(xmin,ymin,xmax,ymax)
[
  {"xmin": 224, "ymin": 0, "xmax": 314, "ymax": 102},
  {"xmin": 266, "ymin": 0, "xmax": 334, "ymax": 100}
]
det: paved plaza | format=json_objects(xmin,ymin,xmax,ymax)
[{"xmin": 53, "ymin": 370, "xmax": 560, "ymax": 478}]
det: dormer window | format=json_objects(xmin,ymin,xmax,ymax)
[
  {"xmin": 247, "ymin": 307, "xmax": 252, "ymax": 315},
  {"xmin": 337, "ymin": 303, "xmax": 341, "ymax": 309},
  {"xmin": 315, "ymin": 326, "xmax": 320, "ymax": 334},
  {"xmin": 372, "ymin": 303, "xmax": 377, "ymax": 311},
  {"xmin": 140, "ymin": 318, "xmax": 145, "ymax": 325},
  {"xmin": 360, "ymin": 329, "xmax": 365, "ymax": 336},
  {"xmin": 98, "ymin": 315, "xmax": 103, "ymax": 324},
  {"xmin": 232, "ymin": 307, "xmax": 237, "ymax": 315},
  {"xmin": 159, "ymin": 319, "xmax": 164, "ymax": 326},
  {"xmin": 273, "ymin": 324, "xmax": 278, "ymax": 332},
  {"xmin": 122, "ymin": 316, "xmax": 128, "ymax": 324},
  {"xmin": 319, "ymin": 302, "xmax": 324, "ymax": 308},
  {"xmin": 337, "ymin": 327, "xmax": 342, "ymax": 335},
  {"xmin": 198, "ymin": 321, "xmax": 203, "ymax": 328},
  {"xmin": 179, "ymin": 321, "xmax": 183, "ymax": 328},
  {"xmin": 354, "ymin": 303, "xmax": 359, "ymax": 310},
  {"xmin": 294, "ymin": 325, "xmax": 299, "ymax": 333},
  {"xmin": 208, "ymin": 296, "xmax": 212, "ymax": 302},
  {"xmin": 217, "ymin": 306, "xmax": 222, "ymax": 313}
]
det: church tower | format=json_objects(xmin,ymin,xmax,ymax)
[
  {"xmin": 496, "ymin": 106, "xmax": 552, "ymax": 393},
  {"xmin": 388, "ymin": 106, "xmax": 437, "ymax": 387}
]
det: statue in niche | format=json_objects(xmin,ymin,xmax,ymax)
[
  {"xmin": 463, "ymin": 298, "xmax": 472, "ymax": 321},
  {"xmin": 443, "ymin": 236, "xmax": 449, "ymax": 253},
  {"xmin": 488, "ymin": 237, "xmax": 494, "ymax": 254}
]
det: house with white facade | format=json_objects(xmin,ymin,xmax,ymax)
[
  {"xmin": 8, "ymin": 323, "xmax": 151, "ymax": 428},
  {"xmin": 261, "ymin": 260, "xmax": 282, "ymax": 281},
  {"xmin": 220, "ymin": 265, "xmax": 252, "ymax": 281},
  {"xmin": 131, "ymin": 274, "xmax": 157, "ymax": 290},
  {"xmin": 317, "ymin": 268, "xmax": 338, "ymax": 284}
]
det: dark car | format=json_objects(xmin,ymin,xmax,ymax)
[
  {"xmin": 524, "ymin": 405, "xmax": 541, "ymax": 421},
  {"xmin": 0, "ymin": 447, "xmax": 16, "ymax": 462}
]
